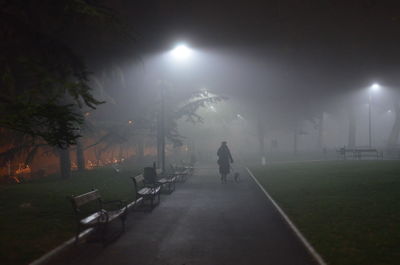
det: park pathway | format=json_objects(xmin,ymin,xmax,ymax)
[{"xmin": 46, "ymin": 165, "xmax": 319, "ymax": 265}]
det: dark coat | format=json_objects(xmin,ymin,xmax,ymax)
[{"xmin": 217, "ymin": 144, "xmax": 233, "ymax": 175}]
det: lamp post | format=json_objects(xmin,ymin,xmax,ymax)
[
  {"xmin": 160, "ymin": 82, "xmax": 166, "ymax": 173},
  {"xmin": 368, "ymin": 83, "xmax": 380, "ymax": 147},
  {"xmin": 158, "ymin": 43, "xmax": 192, "ymax": 174}
]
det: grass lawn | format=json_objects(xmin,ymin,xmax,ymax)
[
  {"xmin": 0, "ymin": 167, "xmax": 139, "ymax": 265},
  {"xmin": 251, "ymin": 160, "xmax": 400, "ymax": 265}
]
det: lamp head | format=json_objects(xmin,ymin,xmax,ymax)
[
  {"xmin": 171, "ymin": 44, "xmax": 192, "ymax": 60},
  {"xmin": 371, "ymin": 83, "xmax": 380, "ymax": 92}
]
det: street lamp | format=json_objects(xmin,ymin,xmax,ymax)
[
  {"xmin": 158, "ymin": 43, "xmax": 193, "ymax": 174},
  {"xmin": 368, "ymin": 83, "xmax": 380, "ymax": 147},
  {"xmin": 371, "ymin": 83, "xmax": 380, "ymax": 92},
  {"xmin": 170, "ymin": 43, "xmax": 192, "ymax": 61}
]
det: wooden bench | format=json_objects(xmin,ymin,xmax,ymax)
[
  {"xmin": 69, "ymin": 189, "xmax": 127, "ymax": 244},
  {"xmin": 180, "ymin": 161, "xmax": 195, "ymax": 176},
  {"xmin": 337, "ymin": 147, "xmax": 383, "ymax": 160},
  {"xmin": 337, "ymin": 147, "xmax": 357, "ymax": 159},
  {"xmin": 170, "ymin": 164, "xmax": 192, "ymax": 182},
  {"xmin": 355, "ymin": 148, "xmax": 383, "ymax": 159},
  {"xmin": 131, "ymin": 174, "xmax": 161, "ymax": 210},
  {"xmin": 152, "ymin": 167, "xmax": 176, "ymax": 193}
]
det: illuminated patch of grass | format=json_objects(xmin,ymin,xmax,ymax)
[
  {"xmin": 252, "ymin": 160, "xmax": 400, "ymax": 265},
  {"xmin": 0, "ymin": 167, "xmax": 139, "ymax": 265}
]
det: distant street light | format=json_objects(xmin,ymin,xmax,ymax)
[
  {"xmin": 368, "ymin": 83, "xmax": 380, "ymax": 147},
  {"xmin": 170, "ymin": 43, "xmax": 192, "ymax": 61},
  {"xmin": 159, "ymin": 43, "xmax": 193, "ymax": 173},
  {"xmin": 371, "ymin": 83, "xmax": 380, "ymax": 92}
]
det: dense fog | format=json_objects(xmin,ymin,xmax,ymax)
[{"xmin": 86, "ymin": 45, "xmax": 400, "ymax": 166}]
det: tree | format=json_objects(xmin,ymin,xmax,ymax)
[
  {"xmin": 0, "ymin": 0, "xmax": 127, "ymax": 178},
  {"xmin": 164, "ymin": 89, "xmax": 226, "ymax": 145}
]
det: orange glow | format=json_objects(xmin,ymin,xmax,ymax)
[{"xmin": 15, "ymin": 164, "xmax": 31, "ymax": 175}]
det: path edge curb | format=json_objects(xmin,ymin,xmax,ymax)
[
  {"xmin": 246, "ymin": 167, "xmax": 328, "ymax": 265},
  {"xmin": 28, "ymin": 237, "xmax": 75, "ymax": 265}
]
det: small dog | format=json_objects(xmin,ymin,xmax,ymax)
[{"xmin": 234, "ymin": 172, "xmax": 240, "ymax": 182}]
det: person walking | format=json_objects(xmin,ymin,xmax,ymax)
[{"xmin": 217, "ymin": 141, "xmax": 234, "ymax": 183}]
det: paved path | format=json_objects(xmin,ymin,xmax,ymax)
[{"xmin": 47, "ymin": 166, "xmax": 319, "ymax": 265}]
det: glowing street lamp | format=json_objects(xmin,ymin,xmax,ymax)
[
  {"xmin": 368, "ymin": 83, "xmax": 380, "ymax": 147},
  {"xmin": 170, "ymin": 43, "xmax": 192, "ymax": 61},
  {"xmin": 159, "ymin": 43, "xmax": 193, "ymax": 173},
  {"xmin": 371, "ymin": 83, "xmax": 380, "ymax": 92}
]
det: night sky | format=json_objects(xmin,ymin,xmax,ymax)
[
  {"xmin": 123, "ymin": 0, "xmax": 400, "ymax": 72},
  {"xmin": 98, "ymin": 0, "xmax": 398, "ymax": 108}
]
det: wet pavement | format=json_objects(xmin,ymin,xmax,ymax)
[{"xmin": 46, "ymin": 165, "xmax": 319, "ymax": 265}]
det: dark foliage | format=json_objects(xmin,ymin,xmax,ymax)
[{"xmin": 0, "ymin": 0, "xmax": 118, "ymax": 147}]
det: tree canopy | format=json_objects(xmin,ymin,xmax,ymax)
[{"xmin": 0, "ymin": 0, "xmax": 121, "ymax": 147}]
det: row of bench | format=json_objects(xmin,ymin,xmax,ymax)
[
  {"xmin": 336, "ymin": 147, "xmax": 384, "ymax": 160},
  {"xmin": 69, "ymin": 163, "xmax": 194, "ymax": 245}
]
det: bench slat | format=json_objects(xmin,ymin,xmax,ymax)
[
  {"xmin": 72, "ymin": 190, "xmax": 101, "ymax": 207},
  {"xmin": 80, "ymin": 212, "xmax": 101, "ymax": 225},
  {"xmin": 138, "ymin": 186, "xmax": 161, "ymax": 196}
]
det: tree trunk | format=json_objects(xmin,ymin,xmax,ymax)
[
  {"xmin": 58, "ymin": 147, "xmax": 71, "ymax": 179},
  {"xmin": 387, "ymin": 98, "xmax": 400, "ymax": 149},
  {"xmin": 348, "ymin": 106, "xmax": 356, "ymax": 148},
  {"xmin": 157, "ymin": 110, "xmax": 162, "ymax": 168},
  {"xmin": 94, "ymin": 146, "xmax": 102, "ymax": 166},
  {"xmin": 76, "ymin": 138, "xmax": 85, "ymax": 171}
]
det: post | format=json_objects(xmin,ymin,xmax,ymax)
[
  {"xmin": 369, "ymin": 92, "xmax": 372, "ymax": 147},
  {"xmin": 160, "ymin": 84, "xmax": 166, "ymax": 174},
  {"xmin": 157, "ymin": 113, "xmax": 161, "ymax": 167}
]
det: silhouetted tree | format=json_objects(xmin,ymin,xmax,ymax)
[{"xmin": 0, "ymin": 0, "xmax": 129, "ymax": 178}]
